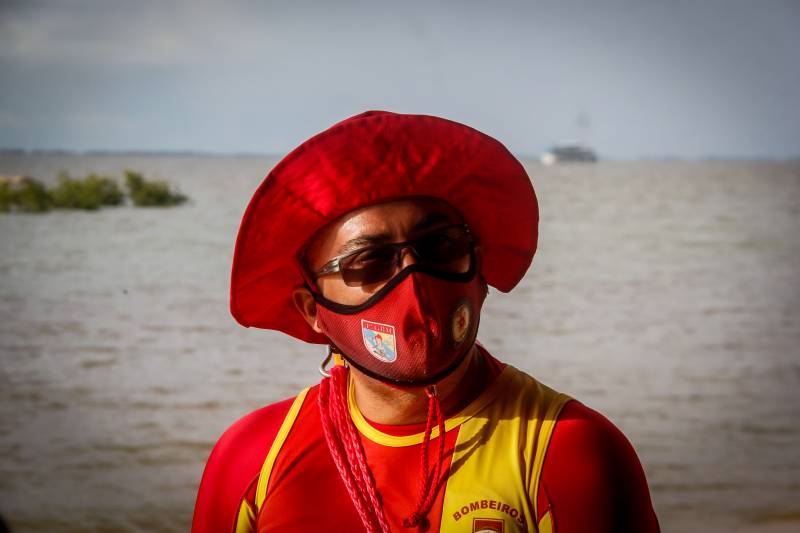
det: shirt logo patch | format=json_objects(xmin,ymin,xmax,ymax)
[
  {"xmin": 361, "ymin": 320, "xmax": 397, "ymax": 362},
  {"xmin": 473, "ymin": 518, "xmax": 504, "ymax": 532}
]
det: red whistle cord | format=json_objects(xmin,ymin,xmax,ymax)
[{"xmin": 318, "ymin": 366, "xmax": 447, "ymax": 533}]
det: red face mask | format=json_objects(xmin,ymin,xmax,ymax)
[{"xmin": 314, "ymin": 264, "xmax": 488, "ymax": 386}]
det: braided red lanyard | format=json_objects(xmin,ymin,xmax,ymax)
[
  {"xmin": 318, "ymin": 366, "xmax": 447, "ymax": 533},
  {"xmin": 402, "ymin": 385, "xmax": 446, "ymax": 531}
]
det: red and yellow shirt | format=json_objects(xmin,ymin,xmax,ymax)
[{"xmin": 192, "ymin": 355, "xmax": 660, "ymax": 532}]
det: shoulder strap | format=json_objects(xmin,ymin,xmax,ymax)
[
  {"xmin": 530, "ymin": 394, "xmax": 572, "ymax": 520},
  {"xmin": 254, "ymin": 387, "xmax": 311, "ymax": 511}
]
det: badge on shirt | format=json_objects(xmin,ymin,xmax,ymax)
[
  {"xmin": 361, "ymin": 320, "xmax": 397, "ymax": 363},
  {"xmin": 473, "ymin": 518, "xmax": 504, "ymax": 532}
]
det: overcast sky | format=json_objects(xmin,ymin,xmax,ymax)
[{"xmin": 1, "ymin": 0, "xmax": 798, "ymax": 158}]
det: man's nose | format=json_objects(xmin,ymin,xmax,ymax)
[{"xmin": 398, "ymin": 245, "xmax": 419, "ymax": 269}]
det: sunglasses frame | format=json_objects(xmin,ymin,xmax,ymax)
[{"xmin": 312, "ymin": 223, "xmax": 474, "ymax": 284}]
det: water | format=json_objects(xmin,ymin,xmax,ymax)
[{"xmin": 1, "ymin": 156, "xmax": 798, "ymax": 532}]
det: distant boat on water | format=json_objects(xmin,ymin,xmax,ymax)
[{"xmin": 540, "ymin": 144, "xmax": 598, "ymax": 165}]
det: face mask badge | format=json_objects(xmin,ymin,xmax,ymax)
[
  {"xmin": 450, "ymin": 299, "xmax": 472, "ymax": 345},
  {"xmin": 361, "ymin": 320, "xmax": 398, "ymax": 363}
]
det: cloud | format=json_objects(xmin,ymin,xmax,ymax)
[
  {"xmin": 0, "ymin": 0, "xmax": 798, "ymax": 156},
  {"xmin": 0, "ymin": 0, "xmax": 237, "ymax": 66}
]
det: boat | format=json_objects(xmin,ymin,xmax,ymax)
[{"xmin": 540, "ymin": 144, "xmax": 598, "ymax": 165}]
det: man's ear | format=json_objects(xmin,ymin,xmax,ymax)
[{"xmin": 292, "ymin": 286, "xmax": 323, "ymax": 333}]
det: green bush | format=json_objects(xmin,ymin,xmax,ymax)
[
  {"xmin": 1, "ymin": 170, "xmax": 187, "ymax": 213},
  {"xmin": 124, "ymin": 170, "xmax": 187, "ymax": 207},
  {"xmin": 0, "ymin": 176, "xmax": 51, "ymax": 213},
  {"xmin": 0, "ymin": 179, "xmax": 13, "ymax": 212},
  {"xmin": 50, "ymin": 172, "xmax": 124, "ymax": 211}
]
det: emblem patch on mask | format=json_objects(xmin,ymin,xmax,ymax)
[
  {"xmin": 473, "ymin": 518, "xmax": 504, "ymax": 532},
  {"xmin": 361, "ymin": 320, "xmax": 397, "ymax": 363},
  {"xmin": 451, "ymin": 300, "xmax": 472, "ymax": 344}
]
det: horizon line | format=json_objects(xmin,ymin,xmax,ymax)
[{"xmin": 1, "ymin": 147, "xmax": 798, "ymax": 162}]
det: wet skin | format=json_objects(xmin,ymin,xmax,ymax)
[{"xmin": 292, "ymin": 197, "xmax": 491, "ymax": 425}]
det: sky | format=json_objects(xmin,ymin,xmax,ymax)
[{"xmin": 0, "ymin": 0, "xmax": 799, "ymax": 159}]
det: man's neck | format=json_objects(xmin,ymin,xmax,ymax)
[{"xmin": 348, "ymin": 345, "xmax": 490, "ymax": 425}]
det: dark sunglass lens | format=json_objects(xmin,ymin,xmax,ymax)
[
  {"xmin": 339, "ymin": 246, "xmax": 398, "ymax": 286},
  {"xmin": 416, "ymin": 228, "xmax": 471, "ymax": 268}
]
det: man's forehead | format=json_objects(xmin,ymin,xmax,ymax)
[
  {"xmin": 304, "ymin": 197, "xmax": 463, "ymax": 265},
  {"xmin": 336, "ymin": 205, "xmax": 455, "ymax": 236}
]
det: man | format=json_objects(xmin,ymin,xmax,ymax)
[{"xmin": 192, "ymin": 111, "xmax": 660, "ymax": 532}]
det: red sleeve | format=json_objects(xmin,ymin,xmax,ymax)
[
  {"xmin": 538, "ymin": 401, "xmax": 660, "ymax": 533},
  {"xmin": 191, "ymin": 397, "xmax": 295, "ymax": 533}
]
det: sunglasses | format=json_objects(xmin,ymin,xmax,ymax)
[{"xmin": 313, "ymin": 224, "xmax": 475, "ymax": 286}]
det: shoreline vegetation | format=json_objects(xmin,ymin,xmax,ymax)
[{"xmin": 0, "ymin": 171, "xmax": 187, "ymax": 213}]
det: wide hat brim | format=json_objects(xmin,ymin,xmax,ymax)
[{"xmin": 230, "ymin": 110, "xmax": 538, "ymax": 343}]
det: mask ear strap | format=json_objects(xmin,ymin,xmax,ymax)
[
  {"xmin": 319, "ymin": 345, "xmax": 347, "ymax": 377},
  {"xmin": 319, "ymin": 345, "xmax": 334, "ymax": 377}
]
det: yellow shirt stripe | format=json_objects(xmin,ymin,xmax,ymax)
[
  {"xmin": 234, "ymin": 500, "xmax": 256, "ymax": 533},
  {"xmin": 254, "ymin": 387, "xmax": 310, "ymax": 512}
]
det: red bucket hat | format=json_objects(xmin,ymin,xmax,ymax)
[{"xmin": 230, "ymin": 110, "xmax": 538, "ymax": 343}]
